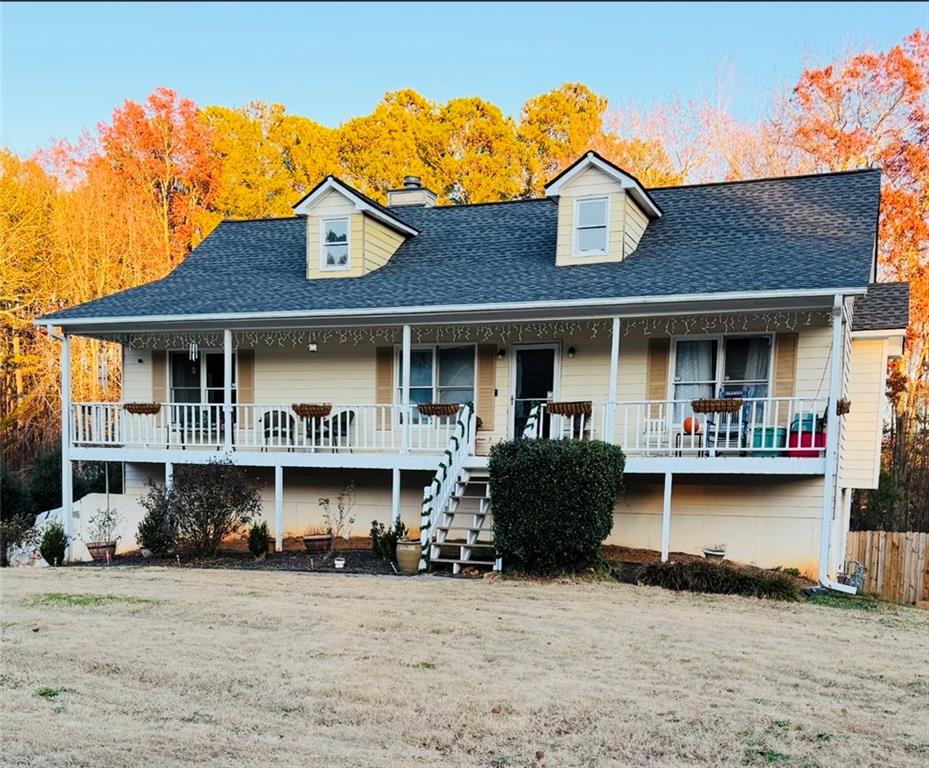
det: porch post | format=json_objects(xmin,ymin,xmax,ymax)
[
  {"xmin": 274, "ymin": 465, "xmax": 284, "ymax": 552},
  {"xmin": 661, "ymin": 472, "xmax": 673, "ymax": 562},
  {"xmin": 223, "ymin": 328, "xmax": 233, "ymax": 452},
  {"xmin": 401, "ymin": 324, "xmax": 411, "ymax": 453},
  {"xmin": 818, "ymin": 295, "xmax": 845, "ymax": 583},
  {"xmin": 605, "ymin": 316, "xmax": 621, "ymax": 443},
  {"xmin": 60, "ymin": 331, "xmax": 73, "ymax": 559},
  {"xmin": 165, "ymin": 463, "xmax": 174, "ymax": 490},
  {"xmin": 391, "ymin": 467, "xmax": 401, "ymax": 525}
]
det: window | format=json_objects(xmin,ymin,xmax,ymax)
[
  {"xmin": 672, "ymin": 336, "xmax": 772, "ymax": 406},
  {"xmin": 573, "ymin": 197, "xmax": 609, "ymax": 256},
  {"xmin": 397, "ymin": 345, "xmax": 476, "ymax": 421},
  {"xmin": 169, "ymin": 351, "xmax": 236, "ymax": 405},
  {"xmin": 320, "ymin": 217, "xmax": 350, "ymax": 270}
]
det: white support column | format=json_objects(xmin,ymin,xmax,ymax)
[
  {"xmin": 391, "ymin": 468, "xmax": 402, "ymax": 525},
  {"xmin": 604, "ymin": 316, "xmax": 621, "ymax": 443},
  {"xmin": 818, "ymin": 295, "xmax": 845, "ymax": 584},
  {"xmin": 60, "ymin": 332, "xmax": 73, "ymax": 558},
  {"xmin": 401, "ymin": 324, "xmax": 411, "ymax": 453},
  {"xmin": 274, "ymin": 465, "xmax": 284, "ymax": 552},
  {"xmin": 223, "ymin": 328, "xmax": 233, "ymax": 452},
  {"xmin": 661, "ymin": 472, "xmax": 673, "ymax": 562},
  {"xmin": 165, "ymin": 462, "xmax": 174, "ymax": 490}
]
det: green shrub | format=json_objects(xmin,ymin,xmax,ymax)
[
  {"xmin": 489, "ymin": 439, "xmax": 624, "ymax": 574},
  {"xmin": 370, "ymin": 518, "xmax": 407, "ymax": 560},
  {"xmin": 136, "ymin": 484, "xmax": 176, "ymax": 556},
  {"xmin": 637, "ymin": 560, "xmax": 800, "ymax": 601},
  {"xmin": 172, "ymin": 459, "xmax": 262, "ymax": 556},
  {"xmin": 248, "ymin": 521, "xmax": 271, "ymax": 559},
  {"xmin": 39, "ymin": 520, "xmax": 68, "ymax": 567}
]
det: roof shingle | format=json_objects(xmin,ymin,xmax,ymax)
[{"xmin": 852, "ymin": 282, "xmax": 910, "ymax": 332}]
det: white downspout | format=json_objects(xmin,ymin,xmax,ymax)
[
  {"xmin": 605, "ymin": 316, "xmax": 620, "ymax": 443},
  {"xmin": 50, "ymin": 326, "xmax": 74, "ymax": 562},
  {"xmin": 818, "ymin": 295, "xmax": 856, "ymax": 594}
]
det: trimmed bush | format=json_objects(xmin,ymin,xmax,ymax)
[
  {"xmin": 637, "ymin": 560, "xmax": 800, "ymax": 601},
  {"xmin": 248, "ymin": 521, "xmax": 271, "ymax": 559},
  {"xmin": 489, "ymin": 439, "xmax": 624, "ymax": 574},
  {"xmin": 39, "ymin": 520, "xmax": 67, "ymax": 567},
  {"xmin": 136, "ymin": 484, "xmax": 177, "ymax": 556}
]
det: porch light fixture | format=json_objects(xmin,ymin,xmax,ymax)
[
  {"xmin": 308, "ymin": 342, "xmax": 318, "ymax": 353},
  {"xmin": 567, "ymin": 346, "xmax": 576, "ymax": 358},
  {"xmin": 496, "ymin": 348, "xmax": 506, "ymax": 359}
]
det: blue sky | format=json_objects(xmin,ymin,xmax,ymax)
[{"xmin": 2, "ymin": 2, "xmax": 925, "ymax": 155}]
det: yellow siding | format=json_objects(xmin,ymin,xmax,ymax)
[
  {"xmin": 252, "ymin": 342, "xmax": 376, "ymax": 405},
  {"xmin": 623, "ymin": 196, "xmax": 649, "ymax": 256},
  {"xmin": 305, "ymin": 190, "xmax": 364, "ymax": 279},
  {"xmin": 612, "ymin": 476, "xmax": 825, "ymax": 576},
  {"xmin": 838, "ymin": 338, "xmax": 887, "ymax": 489},
  {"xmin": 554, "ymin": 166, "xmax": 627, "ymax": 267},
  {"xmin": 362, "ymin": 216, "xmax": 405, "ymax": 273},
  {"xmin": 122, "ymin": 348, "xmax": 153, "ymax": 403}
]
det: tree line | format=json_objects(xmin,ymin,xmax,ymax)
[{"xmin": 1, "ymin": 30, "xmax": 926, "ymax": 528}]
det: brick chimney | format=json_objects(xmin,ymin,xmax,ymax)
[{"xmin": 387, "ymin": 176, "xmax": 437, "ymax": 207}]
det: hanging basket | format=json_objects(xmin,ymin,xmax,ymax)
[
  {"xmin": 417, "ymin": 403, "xmax": 460, "ymax": 417},
  {"xmin": 292, "ymin": 403, "xmax": 332, "ymax": 419},
  {"xmin": 691, "ymin": 398, "xmax": 743, "ymax": 415},
  {"xmin": 546, "ymin": 400, "xmax": 592, "ymax": 417},
  {"xmin": 124, "ymin": 402, "xmax": 161, "ymax": 416}
]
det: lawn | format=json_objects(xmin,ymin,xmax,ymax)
[{"xmin": 1, "ymin": 568, "xmax": 927, "ymax": 768}]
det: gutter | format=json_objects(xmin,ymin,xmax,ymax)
[{"xmin": 35, "ymin": 286, "xmax": 869, "ymax": 329}]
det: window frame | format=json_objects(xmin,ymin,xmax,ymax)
[
  {"xmin": 572, "ymin": 195, "xmax": 610, "ymax": 257},
  {"xmin": 668, "ymin": 334, "xmax": 774, "ymax": 401},
  {"xmin": 394, "ymin": 343, "xmax": 478, "ymax": 414},
  {"xmin": 319, "ymin": 216, "xmax": 351, "ymax": 272}
]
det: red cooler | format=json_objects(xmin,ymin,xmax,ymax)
[{"xmin": 788, "ymin": 414, "xmax": 826, "ymax": 458}]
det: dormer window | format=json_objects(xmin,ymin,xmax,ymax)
[
  {"xmin": 321, "ymin": 217, "xmax": 350, "ymax": 271},
  {"xmin": 574, "ymin": 197, "xmax": 609, "ymax": 256}
]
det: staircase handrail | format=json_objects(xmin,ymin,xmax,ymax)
[{"xmin": 419, "ymin": 402, "xmax": 476, "ymax": 571}]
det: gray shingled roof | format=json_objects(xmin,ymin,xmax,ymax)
[
  {"xmin": 43, "ymin": 169, "xmax": 882, "ymax": 322},
  {"xmin": 852, "ymin": 282, "xmax": 910, "ymax": 331}
]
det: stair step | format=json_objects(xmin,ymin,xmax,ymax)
[
  {"xmin": 436, "ymin": 525, "xmax": 493, "ymax": 533},
  {"xmin": 430, "ymin": 557, "xmax": 496, "ymax": 566},
  {"xmin": 434, "ymin": 539, "xmax": 495, "ymax": 546}
]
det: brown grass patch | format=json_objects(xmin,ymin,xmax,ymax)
[{"xmin": 1, "ymin": 567, "xmax": 927, "ymax": 766}]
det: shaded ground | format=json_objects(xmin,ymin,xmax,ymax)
[{"xmin": 2, "ymin": 568, "xmax": 927, "ymax": 767}]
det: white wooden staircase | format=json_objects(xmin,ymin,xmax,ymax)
[{"xmin": 429, "ymin": 466, "xmax": 498, "ymax": 574}]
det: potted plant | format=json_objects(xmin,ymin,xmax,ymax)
[
  {"xmin": 417, "ymin": 403, "xmax": 460, "ymax": 417},
  {"xmin": 702, "ymin": 543, "xmax": 727, "ymax": 560},
  {"xmin": 84, "ymin": 507, "xmax": 121, "ymax": 563},
  {"xmin": 321, "ymin": 483, "xmax": 357, "ymax": 551},
  {"xmin": 124, "ymin": 402, "xmax": 161, "ymax": 415},
  {"xmin": 292, "ymin": 403, "xmax": 332, "ymax": 419},
  {"xmin": 248, "ymin": 521, "xmax": 271, "ymax": 561}
]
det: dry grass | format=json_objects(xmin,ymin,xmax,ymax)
[{"xmin": 1, "ymin": 568, "xmax": 927, "ymax": 768}]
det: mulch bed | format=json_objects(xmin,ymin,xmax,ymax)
[{"xmin": 75, "ymin": 547, "xmax": 399, "ymax": 576}]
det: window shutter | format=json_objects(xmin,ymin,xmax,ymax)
[
  {"xmin": 151, "ymin": 351, "xmax": 167, "ymax": 403},
  {"xmin": 237, "ymin": 350, "xmax": 255, "ymax": 404},
  {"xmin": 773, "ymin": 333, "xmax": 797, "ymax": 399},
  {"xmin": 476, "ymin": 344, "xmax": 496, "ymax": 431},
  {"xmin": 646, "ymin": 338, "xmax": 670, "ymax": 401},
  {"xmin": 375, "ymin": 347, "xmax": 394, "ymax": 404}
]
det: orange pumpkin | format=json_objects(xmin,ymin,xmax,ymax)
[{"xmin": 682, "ymin": 416, "xmax": 702, "ymax": 435}]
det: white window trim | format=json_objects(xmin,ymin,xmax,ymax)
[
  {"xmin": 572, "ymin": 195, "xmax": 610, "ymax": 258},
  {"xmin": 393, "ymin": 343, "xmax": 478, "ymax": 407},
  {"xmin": 167, "ymin": 349, "xmax": 237, "ymax": 405},
  {"xmin": 667, "ymin": 334, "xmax": 775, "ymax": 400},
  {"xmin": 319, "ymin": 216, "xmax": 351, "ymax": 272}
]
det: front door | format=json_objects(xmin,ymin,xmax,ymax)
[{"xmin": 510, "ymin": 344, "xmax": 558, "ymax": 438}]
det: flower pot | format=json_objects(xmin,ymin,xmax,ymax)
[
  {"xmin": 396, "ymin": 539, "xmax": 421, "ymax": 575},
  {"xmin": 124, "ymin": 402, "xmax": 161, "ymax": 415},
  {"xmin": 303, "ymin": 534, "xmax": 333, "ymax": 553},
  {"xmin": 703, "ymin": 548, "xmax": 726, "ymax": 560},
  {"xmin": 417, "ymin": 403, "xmax": 460, "ymax": 417},
  {"xmin": 691, "ymin": 398, "xmax": 743, "ymax": 415},
  {"xmin": 292, "ymin": 403, "xmax": 332, "ymax": 419},
  {"xmin": 87, "ymin": 541, "xmax": 117, "ymax": 563},
  {"xmin": 546, "ymin": 400, "xmax": 592, "ymax": 417},
  {"xmin": 334, "ymin": 557, "xmax": 346, "ymax": 570}
]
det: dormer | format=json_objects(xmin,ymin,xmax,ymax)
[
  {"xmin": 545, "ymin": 151, "xmax": 662, "ymax": 267},
  {"xmin": 293, "ymin": 176, "xmax": 419, "ymax": 279}
]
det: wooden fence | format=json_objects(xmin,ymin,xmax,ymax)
[{"xmin": 845, "ymin": 531, "xmax": 929, "ymax": 604}]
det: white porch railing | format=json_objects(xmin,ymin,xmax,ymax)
[
  {"xmin": 70, "ymin": 402, "xmax": 459, "ymax": 454},
  {"xmin": 526, "ymin": 397, "xmax": 829, "ymax": 457},
  {"xmin": 419, "ymin": 403, "xmax": 477, "ymax": 571}
]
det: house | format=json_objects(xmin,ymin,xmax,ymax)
[{"xmin": 38, "ymin": 151, "xmax": 909, "ymax": 584}]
